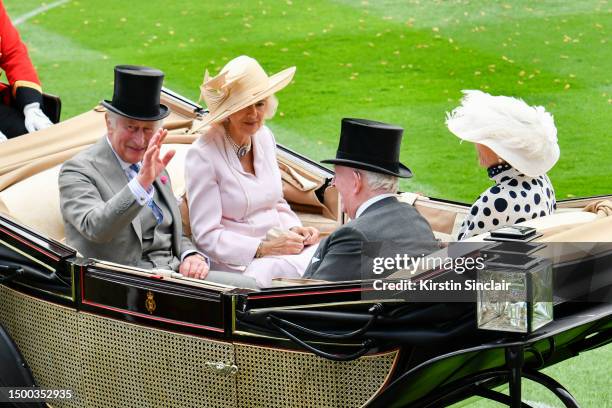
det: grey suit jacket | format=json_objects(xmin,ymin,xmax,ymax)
[
  {"xmin": 58, "ymin": 137, "xmax": 195, "ymax": 267},
  {"xmin": 303, "ymin": 196, "xmax": 439, "ymax": 281}
]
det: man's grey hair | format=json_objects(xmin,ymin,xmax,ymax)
[
  {"xmin": 360, "ymin": 169, "xmax": 399, "ymax": 193},
  {"xmin": 106, "ymin": 110, "xmax": 163, "ymax": 130}
]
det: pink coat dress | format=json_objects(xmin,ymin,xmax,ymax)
[{"xmin": 185, "ymin": 124, "xmax": 317, "ymax": 286}]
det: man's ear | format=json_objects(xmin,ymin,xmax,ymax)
[
  {"xmin": 353, "ymin": 170, "xmax": 363, "ymax": 195},
  {"xmin": 105, "ymin": 112, "xmax": 112, "ymax": 132}
]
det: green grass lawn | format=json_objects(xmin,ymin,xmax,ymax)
[
  {"xmin": 4, "ymin": 1, "xmax": 611, "ymax": 406},
  {"xmin": 451, "ymin": 344, "xmax": 612, "ymax": 408},
  {"xmin": 6, "ymin": 0, "xmax": 611, "ymax": 202}
]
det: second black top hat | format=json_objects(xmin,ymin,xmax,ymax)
[{"xmin": 322, "ymin": 118, "xmax": 413, "ymax": 178}]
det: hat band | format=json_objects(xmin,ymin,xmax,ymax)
[
  {"xmin": 335, "ymin": 151, "xmax": 400, "ymax": 171},
  {"xmin": 113, "ymin": 99, "xmax": 161, "ymax": 118},
  {"xmin": 204, "ymin": 73, "xmax": 269, "ymax": 113},
  {"xmin": 206, "ymin": 85, "xmax": 272, "ymax": 118}
]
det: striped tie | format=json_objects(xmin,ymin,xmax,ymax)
[{"xmin": 129, "ymin": 164, "xmax": 164, "ymax": 225}]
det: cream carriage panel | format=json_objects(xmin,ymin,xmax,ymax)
[
  {"xmin": 234, "ymin": 343, "xmax": 397, "ymax": 408},
  {"xmin": 0, "ymin": 285, "xmax": 84, "ymax": 408},
  {"xmin": 0, "ymin": 284, "xmax": 400, "ymax": 407}
]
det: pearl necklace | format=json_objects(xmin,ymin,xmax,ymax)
[{"xmin": 224, "ymin": 130, "xmax": 252, "ymax": 159}]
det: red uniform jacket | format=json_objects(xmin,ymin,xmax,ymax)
[{"xmin": 0, "ymin": 0, "xmax": 42, "ymax": 109}]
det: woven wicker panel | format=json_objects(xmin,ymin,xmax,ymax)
[
  {"xmin": 78, "ymin": 312, "xmax": 237, "ymax": 408},
  {"xmin": 0, "ymin": 285, "xmax": 84, "ymax": 407},
  {"xmin": 235, "ymin": 343, "xmax": 397, "ymax": 408},
  {"xmin": 0, "ymin": 285, "xmax": 397, "ymax": 407}
]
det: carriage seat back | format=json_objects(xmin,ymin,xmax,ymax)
[{"xmin": 0, "ymin": 164, "xmax": 64, "ymax": 241}]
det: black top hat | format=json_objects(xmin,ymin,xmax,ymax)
[
  {"xmin": 322, "ymin": 118, "xmax": 413, "ymax": 178},
  {"xmin": 101, "ymin": 65, "xmax": 170, "ymax": 121}
]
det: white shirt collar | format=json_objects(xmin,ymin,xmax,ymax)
[
  {"xmin": 355, "ymin": 193, "xmax": 396, "ymax": 218},
  {"xmin": 105, "ymin": 135, "xmax": 134, "ymax": 171}
]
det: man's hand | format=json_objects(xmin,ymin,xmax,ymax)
[
  {"xmin": 136, "ymin": 128, "xmax": 175, "ymax": 189},
  {"xmin": 290, "ymin": 226, "xmax": 320, "ymax": 246},
  {"xmin": 23, "ymin": 102, "xmax": 53, "ymax": 133},
  {"xmin": 179, "ymin": 254, "xmax": 209, "ymax": 280}
]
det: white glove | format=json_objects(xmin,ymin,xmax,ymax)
[
  {"xmin": 0, "ymin": 130, "xmax": 7, "ymax": 143},
  {"xmin": 23, "ymin": 102, "xmax": 53, "ymax": 133}
]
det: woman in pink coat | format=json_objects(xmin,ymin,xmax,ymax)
[{"xmin": 185, "ymin": 56, "xmax": 319, "ymax": 287}]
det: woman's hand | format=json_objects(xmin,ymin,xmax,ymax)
[
  {"xmin": 290, "ymin": 226, "xmax": 320, "ymax": 246},
  {"xmin": 260, "ymin": 230, "xmax": 304, "ymax": 256}
]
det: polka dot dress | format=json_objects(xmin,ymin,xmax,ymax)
[{"xmin": 457, "ymin": 163, "xmax": 556, "ymax": 240}]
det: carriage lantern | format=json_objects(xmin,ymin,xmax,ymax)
[{"xmin": 477, "ymin": 242, "xmax": 553, "ymax": 333}]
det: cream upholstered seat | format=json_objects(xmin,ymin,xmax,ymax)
[
  {"xmin": 517, "ymin": 211, "xmax": 597, "ymax": 230},
  {"xmin": 462, "ymin": 211, "xmax": 600, "ymax": 243},
  {"xmin": 0, "ymin": 164, "xmax": 65, "ymax": 241},
  {"xmin": 398, "ymin": 192, "xmax": 468, "ymax": 243},
  {"xmin": 162, "ymin": 144, "xmax": 189, "ymax": 199},
  {"xmin": 397, "ymin": 192, "xmax": 607, "ymax": 243}
]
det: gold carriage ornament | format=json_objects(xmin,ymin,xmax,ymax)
[
  {"xmin": 145, "ymin": 290, "xmax": 157, "ymax": 314},
  {"xmin": 477, "ymin": 240, "xmax": 554, "ymax": 333}
]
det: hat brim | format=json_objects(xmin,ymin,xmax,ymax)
[
  {"xmin": 101, "ymin": 100, "xmax": 171, "ymax": 121},
  {"xmin": 479, "ymin": 140, "xmax": 559, "ymax": 177},
  {"xmin": 194, "ymin": 66, "xmax": 296, "ymax": 130},
  {"xmin": 321, "ymin": 158, "xmax": 413, "ymax": 178},
  {"xmin": 449, "ymin": 131, "xmax": 559, "ymax": 177}
]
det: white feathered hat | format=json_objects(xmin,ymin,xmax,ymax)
[{"xmin": 446, "ymin": 90, "xmax": 559, "ymax": 177}]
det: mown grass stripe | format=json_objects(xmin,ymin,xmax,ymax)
[{"xmin": 13, "ymin": 0, "xmax": 70, "ymax": 26}]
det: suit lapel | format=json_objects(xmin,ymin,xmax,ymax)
[
  {"xmin": 91, "ymin": 137, "xmax": 143, "ymax": 243},
  {"xmin": 153, "ymin": 170, "xmax": 181, "ymax": 253},
  {"xmin": 306, "ymin": 230, "xmax": 330, "ymax": 276}
]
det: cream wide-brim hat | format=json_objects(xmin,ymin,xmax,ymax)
[
  {"xmin": 446, "ymin": 90, "xmax": 560, "ymax": 177},
  {"xmin": 193, "ymin": 55, "xmax": 295, "ymax": 131}
]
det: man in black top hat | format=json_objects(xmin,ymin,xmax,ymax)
[
  {"xmin": 58, "ymin": 65, "xmax": 208, "ymax": 279},
  {"xmin": 303, "ymin": 118, "xmax": 439, "ymax": 281}
]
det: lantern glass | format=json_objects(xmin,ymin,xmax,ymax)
[
  {"xmin": 477, "ymin": 269, "xmax": 528, "ymax": 332},
  {"xmin": 531, "ymin": 261, "xmax": 554, "ymax": 331},
  {"xmin": 477, "ymin": 259, "xmax": 553, "ymax": 333}
]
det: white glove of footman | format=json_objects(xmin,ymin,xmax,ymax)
[
  {"xmin": 23, "ymin": 102, "xmax": 53, "ymax": 133},
  {"xmin": 0, "ymin": 130, "xmax": 7, "ymax": 143}
]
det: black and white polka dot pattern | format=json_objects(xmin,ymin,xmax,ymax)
[{"xmin": 457, "ymin": 165, "xmax": 556, "ymax": 240}]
